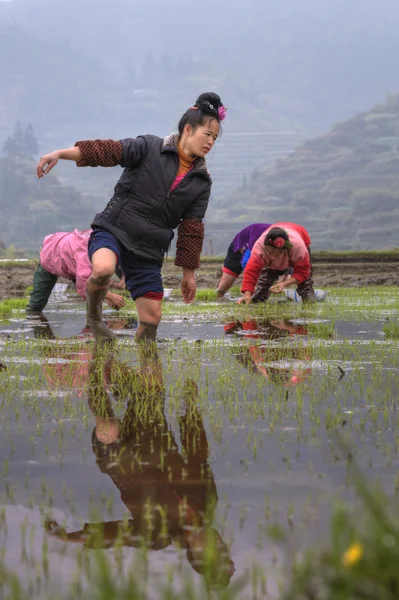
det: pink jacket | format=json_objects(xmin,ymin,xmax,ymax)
[{"xmin": 40, "ymin": 229, "xmax": 92, "ymax": 299}]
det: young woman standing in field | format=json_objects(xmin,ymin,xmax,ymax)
[{"xmin": 37, "ymin": 93, "xmax": 226, "ymax": 341}]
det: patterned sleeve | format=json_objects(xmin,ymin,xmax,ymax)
[
  {"xmin": 175, "ymin": 219, "xmax": 204, "ymax": 270},
  {"xmin": 75, "ymin": 140, "xmax": 123, "ymax": 167}
]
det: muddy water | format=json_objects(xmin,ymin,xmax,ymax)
[{"xmin": 0, "ymin": 299, "xmax": 398, "ymax": 599}]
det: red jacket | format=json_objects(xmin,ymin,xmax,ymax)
[{"xmin": 242, "ymin": 222, "xmax": 311, "ymax": 294}]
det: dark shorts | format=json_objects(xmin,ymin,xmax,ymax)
[
  {"xmin": 88, "ymin": 228, "xmax": 163, "ymax": 301},
  {"xmin": 223, "ymin": 242, "xmax": 243, "ymax": 277}
]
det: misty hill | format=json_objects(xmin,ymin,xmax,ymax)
[
  {"xmin": 0, "ymin": 124, "xmax": 95, "ymax": 249},
  {"xmin": 207, "ymin": 95, "xmax": 399, "ymax": 251},
  {"xmin": 0, "ymin": 159, "xmax": 94, "ymax": 249},
  {"xmin": 2, "ymin": 0, "xmax": 399, "ymax": 202}
]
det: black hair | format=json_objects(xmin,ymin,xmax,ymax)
[
  {"xmin": 178, "ymin": 92, "xmax": 224, "ymax": 138},
  {"xmin": 186, "ymin": 537, "xmax": 233, "ymax": 589},
  {"xmin": 264, "ymin": 227, "xmax": 289, "ymax": 246}
]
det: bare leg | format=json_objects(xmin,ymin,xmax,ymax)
[
  {"xmin": 216, "ymin": 272, "xmax": 238, "ymax": 297},
  {"xmin": 135, "ymin": 297, "xmax": 162, "ymax": 343},
  {"xmin": 87, "ymin": 248, "xmax": 118, "ymax": 339}
]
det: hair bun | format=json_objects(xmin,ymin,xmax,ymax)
[{"xmin": 195, "ymin": 92, "xmax": 223, "ymax": 117}]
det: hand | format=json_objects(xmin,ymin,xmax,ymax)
[
  {"xmin": 110, "ymin": 275, "xmax": 125, "ymax": 290},
  {"xmin": 37, "ymin": 151, "xmax": 60, "ymax": 178},
  {"xmin": 105, "ymin": 293, "xmax": 126, "ymax": 310},
  {"xmin": 269, "ymin": 282, "xmax": 287, "ymax": 294},
  {"xmin": 181, "ymin": 277, "xmax": 196, "ymax": 303},
  {"xmin": 44, "ymin": 518, "xmax": 66, "ymax": 539},
  {"xmin": 109, "ymin": 281, "xmax": 125, "ymax": 290},
  {"xmin": 236, "ymin": 293, "xmax": 252, "ymax": 305}
]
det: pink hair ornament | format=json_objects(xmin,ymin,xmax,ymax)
[
  {"xmin": 271, "ymin": 237, "xmax": 286, "ymax": 248},
  {"xmin": 218, "ymin": 105, "xmax": 227, "ymax": 121}
]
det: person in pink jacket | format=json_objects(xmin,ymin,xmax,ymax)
[
  {"xmin": 26, "ymin": 229, "xmax": 125, "ymax": 313},
  {"xmin": 237, "ymin": 222, "xmax": 316, "ymax": 304}
]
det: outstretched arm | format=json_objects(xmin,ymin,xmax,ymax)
[
  {"xmin": 37, "ymin": 136, "xmax": 148, "ymax": 178},
  {"xmin": 45, "ymin": 518, "xmax": 128, "ymax": 548},
  {"xmin": 37, "ymin": 147, "xmax": 82, "ymax": 177},
  {"xmin": 45, "ymin": 519, "xmax": 87, "ymax": 544}
]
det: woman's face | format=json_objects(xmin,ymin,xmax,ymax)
[
  {"xmin": 185, "ymin": 119, "xmax": 219, "ymax": 158},
  {"xmin": 95, "ymin": 418, "xmax": 120, "ymax": 444}
]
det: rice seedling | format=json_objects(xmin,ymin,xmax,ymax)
[
  {"xmin": 195, "ymin": 288, "xmax": 219, "ymax": 301},
  {"xmin": 383, "ymin": 320, "xmax": 399, "ymax": 339},
  {"xmin": 0, "ymin": 298, "xmax": 28, "ymax": 318}
]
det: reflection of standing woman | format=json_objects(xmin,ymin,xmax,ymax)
[
  {"xmin": 45, "ymin": 353, "xmax": 235, "ymax": 589},
  {"xmin": 37, "ymin": 93, "xmax": 226, "ymax": 341}
]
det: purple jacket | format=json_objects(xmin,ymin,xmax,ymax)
[{"xmin": 232, "ymin": 223, "xmax": 271, "ymax": 253}]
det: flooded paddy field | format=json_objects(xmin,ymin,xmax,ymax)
[{"xmin": 0, "ymin": 287, "xmax": 398, "ymax": 599}]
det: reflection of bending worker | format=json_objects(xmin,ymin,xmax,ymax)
[
  {"xmin": 216, "ymin": 223, "xmax": 271, "ymax": 297},
  {"xmin": 37, "ymin": 317, "xmax": 136, "ymax": 392},
  {"xmin": 45, "ymin": 350, "xmax": 235, "ymax": 589},
  {"xmin": 231, "ymin": 319, "xmax": 312, "ymax": 386},
  {"xmin": 245, "ymin": 345, "xmax": 312, "ymax": 386},
  {"xmin": 237, "ymin": 223, "xmax": 316, "ymax": 304},
  {"xmin": 26, "ymin": 229, "xmax": 125, "ymax": 313}
]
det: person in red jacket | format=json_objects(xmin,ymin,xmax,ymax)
[
  {"xmin": 225, "ymin": 317, "xmax": 312, "ymax": 386},
  {"xmin": 237, "ymin": 222, "xmax": 316, "ymax": 304}
]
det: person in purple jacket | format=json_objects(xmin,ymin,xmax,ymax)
[{"xmin": 216, "ymin": 223, "xmax": 271, "ymax": 297}]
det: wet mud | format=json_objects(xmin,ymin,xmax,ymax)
[{"xmin": 1, "ymin": 259, "xmax": 398, "ymax": 300}]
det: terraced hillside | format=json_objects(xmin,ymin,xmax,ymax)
[{"xmin": 208, "ymin": 95, "xmax": 399, "ymax": 251}]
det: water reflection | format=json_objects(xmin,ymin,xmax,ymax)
[
  {"xmin": 45, "ymin": 346, "xmax": 235, "ymax": 588},
  {"xmin": 34, "ymin": 317, "xmax": 137, "ymax": 393},
  {"xmin": 28, "ymin": 314, "xmax": 137, "ymax": 340},
  {"xmin": 225, "ymin": 318, "xmax": 312, "ymax": 386},
  {"xmin": 224, "ymin": 318, "xmax": 308, "ymax": 340}
]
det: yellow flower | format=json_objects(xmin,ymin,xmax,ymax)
[{"xmin": 342, "ymin": 542, "xmax": 364, "ymax": 567}]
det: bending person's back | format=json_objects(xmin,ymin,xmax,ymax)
[{"xmin": 27, "ymin": 229, "xmax": 125, "ymax": 312}]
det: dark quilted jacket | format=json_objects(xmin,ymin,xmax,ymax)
[{"xmin": 75, "ymin": 133, "xmax": 211, "ymax": 266}]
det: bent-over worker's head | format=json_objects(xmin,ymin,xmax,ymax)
[{"xmin": 265, "ymin": 227, "xmax": 292, "ymax": 250}]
